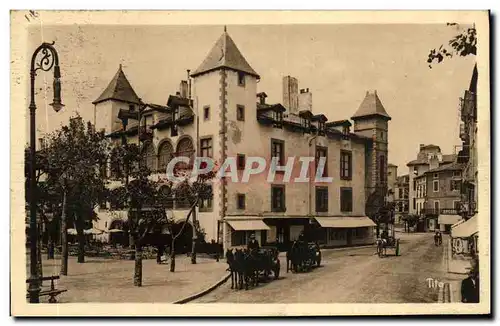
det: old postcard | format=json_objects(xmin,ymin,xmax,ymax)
[{"xmin": 10, "ymin": 10, "xmax": 490, "ymax": 316}]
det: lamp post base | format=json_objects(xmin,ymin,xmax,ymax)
[{"xmin": 27, "ymin": 277, "xmax": 41, "ymax": 303}]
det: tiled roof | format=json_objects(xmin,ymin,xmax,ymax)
[
  {"xmin": 92, "ymin": 65, "xmax": 141, "ymax": 105},
  {"xmin": 351, "ymin": 91, "xmax": 391, "ymax": 120},
  {"xmin": 326, "ymin": 119, "xmax": 351, "ymax": 127},
  {"xmin": 406, "ymin": 159, "xmax": 428, "ymax": 166},
  {"xmin": 442, "ymin": 154, "xmax": 457, "ymax": 163},
  {"xmin": 426, "ymin": 162, "xmax": 465, "ymax": 173},
  {"xmin": 191, "ymin": 29, "xmax": 259, "ymax": 78}
]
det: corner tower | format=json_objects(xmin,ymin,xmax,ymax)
[
  {"xmin": 92, "ymin": 64, "xmax": 141, "ymax": 133},
  {"xmin": 190, "ymin": 26, "xmax": 260, "ymax": 249},
  {"xmin": 352, "ymin": 90, "xmax": 392, "ymax": 215}
]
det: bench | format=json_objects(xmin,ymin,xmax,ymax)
[{"xmin": 26, "ymin": 275, "xmax": 67, "ymax": 303}]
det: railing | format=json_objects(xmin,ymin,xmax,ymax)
[{"xmin": 421, "ymin": 208, "xmax": 461, "ymax": 215}]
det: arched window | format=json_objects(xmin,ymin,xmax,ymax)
[
  {"xmin": 176, "ymin": 137, "xmax": 195, "ymax": 169},
  {"xmin": 141, "ymin": 142, "xmax": 156, "ymax": 172},
  {"xmin": 158, "ymin": 141, "xmax": 174, "ymax": 172}
]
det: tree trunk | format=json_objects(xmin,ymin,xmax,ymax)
[
  {"xmin": 376, "ymin": 223, "xmax": 380, "ymax": 238},
  {"xmin": 77, "ymin": 231, "xmax": 85, "ymax": 263},
  {"xmin": 60, "ymin": 191, "xmax": 68, "ymax": 276},
  {"xmin": 76, "ymin": 214, "xmax": 85, "ymax": 263},
  {"xmin": 47, "ymin": 236, "xmax": 55, "ymax": 260},
  {"xmin": 170, "ymin": 239, "xmax": 176, "ymax": 272},
  {"xmin": 133, "ymin": 243, "xmax": 143, "ymax": 286},
  {"xmin": 156, "ymin": 244, "xmax": 164, "ymax": 264},
  {"xmin": 191, "ymin": 209, "xmax": 197, "ymax": 264}
]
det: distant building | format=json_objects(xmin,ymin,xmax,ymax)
[
  {"xmin": 387, "ymin": 163, "xmax": 398, "ymax": 202},
  {"xmin": 415, "ymin": 162, "xmax": 463, "ymax": 232},
  {"xmin": 406, "ymin": 144, "xmax": 456, "ymax": 216},
  {"xmin": 393, "ymin": 174, "xmax": 409, "ymax": 224}
]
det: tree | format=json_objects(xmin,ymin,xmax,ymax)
[
  {"xmin": 159, "ymin": 169, "xmax": 214, "ymax": 270},
  {"xmin": 29, "ymin": 115, "xmax": 109, "ymax": 274},
  {"xmin": 427, "ymin": 23, "xmax": 476, "ymax": 68},
  {"xmin": 108, "ymin": 146, "xmax": 216, "ymax": 283}
]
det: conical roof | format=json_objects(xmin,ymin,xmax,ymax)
[
  {"xmin": 92, "ymin": 65, "xmax": 141, "ymax": 105},
  {"xmin": 351, "ymin": 90, "xmax": 391, "ymax": 120},
  {"xmin": 191, "ymin": 28, "xmax": 260, "ymax": 79}
]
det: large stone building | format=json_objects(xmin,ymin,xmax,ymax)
[{"xmin": 92, "ymin": 28, "xmax": 392, "ymax": 250}]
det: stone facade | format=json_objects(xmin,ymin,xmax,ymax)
[{"xmin": 92, "ymin": 28, "xmax": 392, "ymax": 251}]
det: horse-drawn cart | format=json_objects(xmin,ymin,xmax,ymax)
[
  {"xmin": 225, "ymin": 246, "xmax": 280, "ymax": 290},
  {"xmin": 286, "ymin": 241, "xmax": 321, "ymax": 273},
  {"xmin": 376, "ymin": 236, "xmax": 400, "ymax": 257}
]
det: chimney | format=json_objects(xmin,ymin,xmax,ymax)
[
  {"xmin": 176, "ymin": 91, "xmax": 181, "ymax": 97},
  {"xmin": 283, "ymin": 76, "xmax": 299, "ymax": 113},
  {"xmin": 257, "ymin": 92, "xmax": 267, "ymax": 105},
  {"xmin": 419, "ymin": 144, "xmax": 425, "ymax": 150},
  {"xmin": 179, "ymin": 80, "xmax": 188, "ymax": 98},
  {"xmin": 298, "ymin": 88, "xmax": 312, "ymax": 112}
]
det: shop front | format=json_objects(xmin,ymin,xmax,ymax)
[
  {"xmin": 438, "ymin": 214, "xmax": 462, "ymax": 233},
  {"xmin": 314, "ymin": 216, "xmax": 376, "ymax": 247}
]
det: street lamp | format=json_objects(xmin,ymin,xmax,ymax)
[{"xmin": 28, "ymin": 42, "xmax": 64, "ymax": 303}]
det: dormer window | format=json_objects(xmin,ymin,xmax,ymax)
[
  {"xmin": 171, "ymin": 107, "xmax": 179, "ymax": 137},
  {"xmin": 274, "ymin": 111, "xmax": 283, "ymax": 122},
  {"xmin": 238, "ymin": 72, "xmax": 245, "ymax": 87},
  {"xmin": 318, "ymin": 121, "xmax": 325, "ymax": 134},
  {"xmin": 303, "ymin": 118, "xmax": 311, "ymax": 131}
]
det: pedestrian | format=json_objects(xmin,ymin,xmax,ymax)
[
  {"xmin": 461, "ymin": 269, "xmax": 479, "ymax": 303},
  {"xmin": 247, "ymin": 233, "xmax": 260, "ymax": 251}
]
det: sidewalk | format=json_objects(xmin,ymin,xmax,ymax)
[{"xmin": 27, "ymin": 254, "xmax": 228, "ymax": 303}]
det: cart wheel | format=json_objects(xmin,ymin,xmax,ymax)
[{"xmin": 395, "ymin": 239, "xmax": 400, "ymax": 256}]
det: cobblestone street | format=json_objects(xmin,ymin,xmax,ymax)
[{"xmin": 195, "ymin": 232, "xmax": 454, "ymax": 303}]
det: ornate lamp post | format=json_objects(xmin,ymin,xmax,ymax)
[{"xmin": 28, "ymin": 42, "xmax": 64, "ymax": 303}]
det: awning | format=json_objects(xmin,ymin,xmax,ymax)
[
  {"xmin": 452, "ymin": 215, "xmax": 478, "ymax": 238},
  {"xmin": 227, "ymin": 219, "xmax": 271, "ymax": 231},
  {"xmin": 315, "ymin": 216, "xmax": 376, "ymax": 228},
  {"xmin": 438, "ymin": 215, "xmax": 462, "ymax": 225}
]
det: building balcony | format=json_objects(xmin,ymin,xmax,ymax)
[
  {"xmin": 421, "ymin": 208, "xmax": 461, "ymax": 216},
  {"xmin": 459, "ymin": 123, "xmax": 468, "ymax": 141},
  {"xmin": 139, "ymin": 125, "xmax": 153, "ymax": 142}
]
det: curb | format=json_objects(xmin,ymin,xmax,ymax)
[
  {"xmin": 438, "ymin": 283, "xmax": 452, "ymax": 303},
  {"xmin": 173, "ymin": 273, "xmax": 231, "ymax": 304}
]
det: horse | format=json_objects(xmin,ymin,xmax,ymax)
[
  {"xmin": 225, "ymin": 249, "xmax": 240, "ymax": 290},
  {"xmin": 242, "ymin": 249, "xmax": 260, "ymax": 289},
  {"xmin": 287, "ymin": 240, "xmax": 308, "ymax": 273}
]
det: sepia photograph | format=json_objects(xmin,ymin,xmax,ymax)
[{"xmin": 10, "ymin": 10, "xmax": 490, "ymax": 316}]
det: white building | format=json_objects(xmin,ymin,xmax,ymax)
[{"xmin": 92, "ymin": 28, "xmax": 393, "ymax": 251}]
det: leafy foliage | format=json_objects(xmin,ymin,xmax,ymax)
[
  {"xmin": 427, "ymin": 23, "xmax": 477, "ymax": 68},
  {"xmin": 26, "ymin": 115, "xmax": 110, "ymax": 228}
]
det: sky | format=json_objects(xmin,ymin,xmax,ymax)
[{"xmin": 27, "ymin": 23, "xmax": 476, "ymax": 173}]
